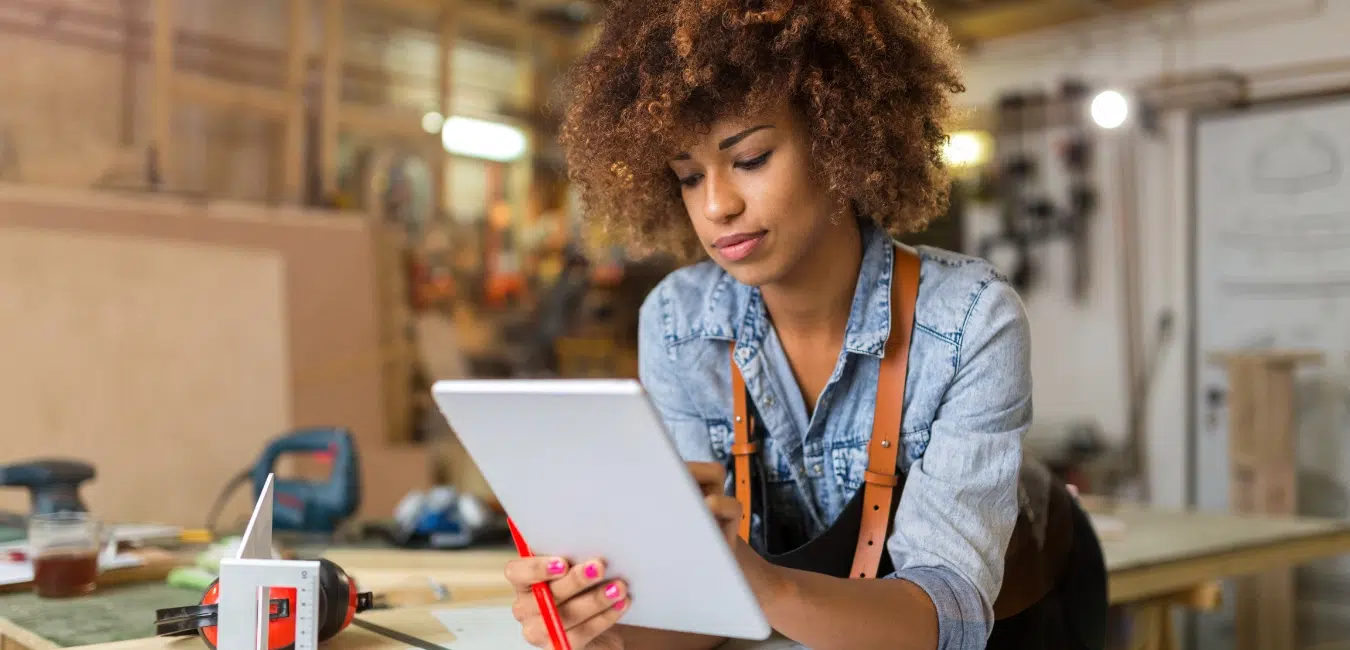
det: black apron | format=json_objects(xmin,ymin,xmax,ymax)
[
  {"xmin": 728, "ymin": 246, "xmax": 1108, "ymax": 649},
  {"xmin": 735, "ymin": 398, "xmax": 1109, "ymax": 649}
]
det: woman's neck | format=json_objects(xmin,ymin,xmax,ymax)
[{"xmin": 759, "ymin": 219, "xmax": 864, "ymax": 342}]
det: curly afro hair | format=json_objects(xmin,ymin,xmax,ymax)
[{"xmin": 558, "ymin": 0, "xmax": 966, "ymax": 262}]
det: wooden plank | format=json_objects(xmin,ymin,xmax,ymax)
[
  {"xmin": 339, "ymin": 104, "xmax": 433, "ymax": 141},
  {"xmin": 0, "ymin": 184, "xmax": 418, "ymax": 524},
  {"xmin": 352, "ymin": 0, "xmax": 572, "ymax": 49},
  {"xmin": 0, "ymin": 550, "xmax": 183, "ymax": 595},
  {"xmin": 321, "ymin": 547, "xmax": 517, "ymax": 603},
  {"xmin": 938, "ymin": 0, "xmax": 1174, "ymax": 44},
  {"xmin": 1096, "ymin": 505, "xmax": 1350, "ymax": 573},
  {"xmin": 0, "ymin": 618, "xmax": 58, "ymax": 650},
  {"xmin": 63, "ymin": 601, "xmax": 508, "ymax": 650},
  {"xmin": 150, "ymin": 0, "xmax": 174, "ymax": 188},
  {"xmin": 0, "ymin": 226, "xmax": 289, "ymax": 527},
  {"xmin": 434, "ymin": 4, "xmax": 456, "ymax": 215},
  {"xmin": 1206, "ymin": 351, "xmax": 1319, "ymax": 650},
  {"xmin": 281, "ymin": 0, "xmax": 310, "ymax": 204},
  {"xmin": 1107, "ymin": 523, "xmax": 1350, "ymax": 605},
  {"xmin": 1090, "ymin": 499, "xmax": 1350, "ymax": 605},
  {"xmin": 1207, "ymin": 350, "xmax": 1325, "ymax": 367},
  {"xmin": 173, "ymin": 75, "xmax": 290, "ymax": 115},
  {"xmin": 322, "ymin": 548, "xmax": 515, "ymax": 571},
  {"xmin": 320, "ymin": 0, "xmax": 343, "ymax": 198}
]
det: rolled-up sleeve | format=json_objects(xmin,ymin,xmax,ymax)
[
  {"xmin": 637, "ymin": 291, "xmax": 717, "ymax": 463},
  {"xmin": 882, "ymin": 279, "xmax": 1030, "ymax": 650}
]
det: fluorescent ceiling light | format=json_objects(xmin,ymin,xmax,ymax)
[{"xmin": 441, "ymin": 116, "xmax": 527, "ymax": 162}]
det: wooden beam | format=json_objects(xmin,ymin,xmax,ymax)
[
  {"xmin": 941, "ymin": 0, "xmax": 1172, "ymax": 43},
  {"xmin": 174, "ymin": 74, "xmax": 291, "ymax": 114},
  {"xmin": 151, "ymin": 0, "xmax": 174, "ymax": 189},
  {"xmin": 513, "ymin": 3, "xmax": 535, "ymax": 227},
  {"xmin": 434, "ymin": 3, "xmax": 456, "ymax": 218},
  {"xmin": 339, "ymin": 104, "xmax": 436, "ymax": 141},
  {"xmin": 353, "ymin": 0, "xmax": 573, "ymax": 49},
  {"xmin": 282, "ymin": 0, "xmax": 310, "ymax": 204},
  {"xmin": 321, "ymin": 0, "xmax": 343, "ymax": 199}
]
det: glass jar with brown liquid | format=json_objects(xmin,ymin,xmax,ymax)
[{"xmin": 28, "ymin": 512, "xmax": 101, "ymax": 598}]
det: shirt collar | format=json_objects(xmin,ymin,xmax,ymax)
[{"xmin": 697, "ymin": 219, "xmax": 897, "ymax": 361}]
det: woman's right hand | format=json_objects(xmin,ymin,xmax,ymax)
[
  {"xmin": 505, "ymin": 556, "xmax": 631, "ymax": 649},
  {"xmin": 687, "ymin": 461, "xmax": 742, "ymax": 548}
]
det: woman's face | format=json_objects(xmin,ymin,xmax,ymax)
[{"xmin": 668, "ymin": 102, "xmax": 837, "ymax": 288}]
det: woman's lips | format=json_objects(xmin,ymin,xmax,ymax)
[{"xmin": 713, "ymin": 231, "xmax": 766, "ymax": 262}]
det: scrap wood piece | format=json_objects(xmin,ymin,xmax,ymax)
[
  {"xmin": 0, "ymin": 549, "xmax": 183, "ymax": 594},
  {"xmin": 0, "ymin": 617, "xmax": 59, "ymax": 650}
]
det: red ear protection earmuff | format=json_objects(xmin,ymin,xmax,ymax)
[{"xmin": 153, "ymin": 558, "xmax": 374, "ymax": 650}]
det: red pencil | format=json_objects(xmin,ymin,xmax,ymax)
[{"xmin": 508, "ymin": 518, "xmax": 572, "ymax": 650}]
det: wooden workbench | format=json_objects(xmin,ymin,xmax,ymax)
[
  {"xmin": 0, "ymin": 548, "xmax": 519, "ymax": 650},
  {"xmin": 3, "ymin": 504, "xmax": 1348, "ymax": 650},
  {"xmin": 1097, "ymin": 500, "xmax": 1350, "ymax": 604},
  {"xmin": 8, "ymin": 602, "xmax": 513, "ymax": 650},
  {"xmin": 1091, "ymin": 500, "xmax": 1350, "ymax": 650}
]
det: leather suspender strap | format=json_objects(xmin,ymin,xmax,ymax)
[
  {"xmin": 729, "ymin": 246, "xmax": 921, "ymax": 579},
  {"xmin": 849, "ymin": 248, "xmax": 919, "ymax": 578},
  {"xmin": 730, "ymin": 356, "xmax": 758, "ymax": 544}
]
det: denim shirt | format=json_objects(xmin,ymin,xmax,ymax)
[{"xmin": 636, "ymin": 221, "xmax": 1031, "ymax": 650}]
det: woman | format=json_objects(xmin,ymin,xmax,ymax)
[{"xmin": 504, "ymin": 1, "xmax": 1108, "ymax": 649}]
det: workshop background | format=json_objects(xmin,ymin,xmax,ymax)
[{"xmin": 2, "ymin": 0, "xmax": 1350, "ymax": 649}]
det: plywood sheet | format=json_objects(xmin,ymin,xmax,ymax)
[
  {"xmin": 0, "ymin": 227, "xmax": 289, "ymax": 527},
  {"xmin": 0, "ymin": 184, "xmax": 421, "ymax": 524}
]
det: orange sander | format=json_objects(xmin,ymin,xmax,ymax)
[{"xmin": 153, "ymin": 558, "xmax": 373, "ymax": 650}]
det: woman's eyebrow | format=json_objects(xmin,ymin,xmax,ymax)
[
  {"xmin": 672, "ymin": 125, "xmax": 775, "ymax": 160},
  {"xmin": 718, "ymin": 125, "xmax": 773, "ymax": 150}
]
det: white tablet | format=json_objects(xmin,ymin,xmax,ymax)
[{"xmin": 430, "ymin": 378, "xmax": 772, "ymax": 641}]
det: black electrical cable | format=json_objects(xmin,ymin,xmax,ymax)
[{"xmin": 204, "ymin": 469, "xmax": 252, "ymax": 538}]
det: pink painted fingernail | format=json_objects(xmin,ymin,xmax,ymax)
[
  {"xmin": 605, "ymin": 583, "xmax": 622, "ymax": 600},
  {"xmin": 613, "ymin": 599, "xmax": 627, "ymax": 611},
  {"xmin": 585, "ymin": 563, "xmax": 600, "ymax": 580},
  {"xmin": 547, "ymin": 559, "xmax": 566, "ymax": 575}
]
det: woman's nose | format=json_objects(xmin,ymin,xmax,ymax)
[{"xmin": 702, "ymin": 172, "xmax": 745, "ymax": 223}]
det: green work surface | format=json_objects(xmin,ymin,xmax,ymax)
[
  {"xmin": 0, "ymin": 526, "xmax": 24, "ymax": 544},
  {"xmin": 0, "ymin": 583, "xmax": 202, "ymax": 647}
]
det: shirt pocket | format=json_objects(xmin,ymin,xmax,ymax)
[{"xmin": 830, "ymin": 427, "xmax": 933, "ymax": 494}]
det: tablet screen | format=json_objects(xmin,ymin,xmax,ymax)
[{"xmin": 432, "ymin": 378, "xmax": 772, "ymax": 640}]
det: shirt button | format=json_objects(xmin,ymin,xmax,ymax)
[{"xmin": 764, "ymin": 395, "xmax": 776, "ymax": 408}]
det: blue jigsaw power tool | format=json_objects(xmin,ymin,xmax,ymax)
[{"xmin": 207, "ymin": 427, "xmax": 362, "ymax": 536}]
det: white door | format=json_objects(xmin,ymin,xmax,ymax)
[{"xmin": 1193, "ymin": 93, "xmax": 1350, "ymax": 647}]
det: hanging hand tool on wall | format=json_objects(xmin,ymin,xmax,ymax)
[{"xmin": 978, "ymin": 79, "xmax": 1100, "ymax": 299}]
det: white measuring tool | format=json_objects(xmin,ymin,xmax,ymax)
[{"xmin": 215, "ymin": 473, "xmax": 322, "ymax": 650}]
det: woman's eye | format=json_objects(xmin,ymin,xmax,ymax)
[
  {"xmin": 736, "ymin": 151, "xmax": 772, "ymax": 170},
  {"xmin": 679, "ymin": 174, "xmax": 703, "ymax": 188}
]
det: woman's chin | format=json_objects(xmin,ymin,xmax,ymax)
[{"xmin": 719, "ymin": 261, "xmax": 783, "ymax": 288}]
